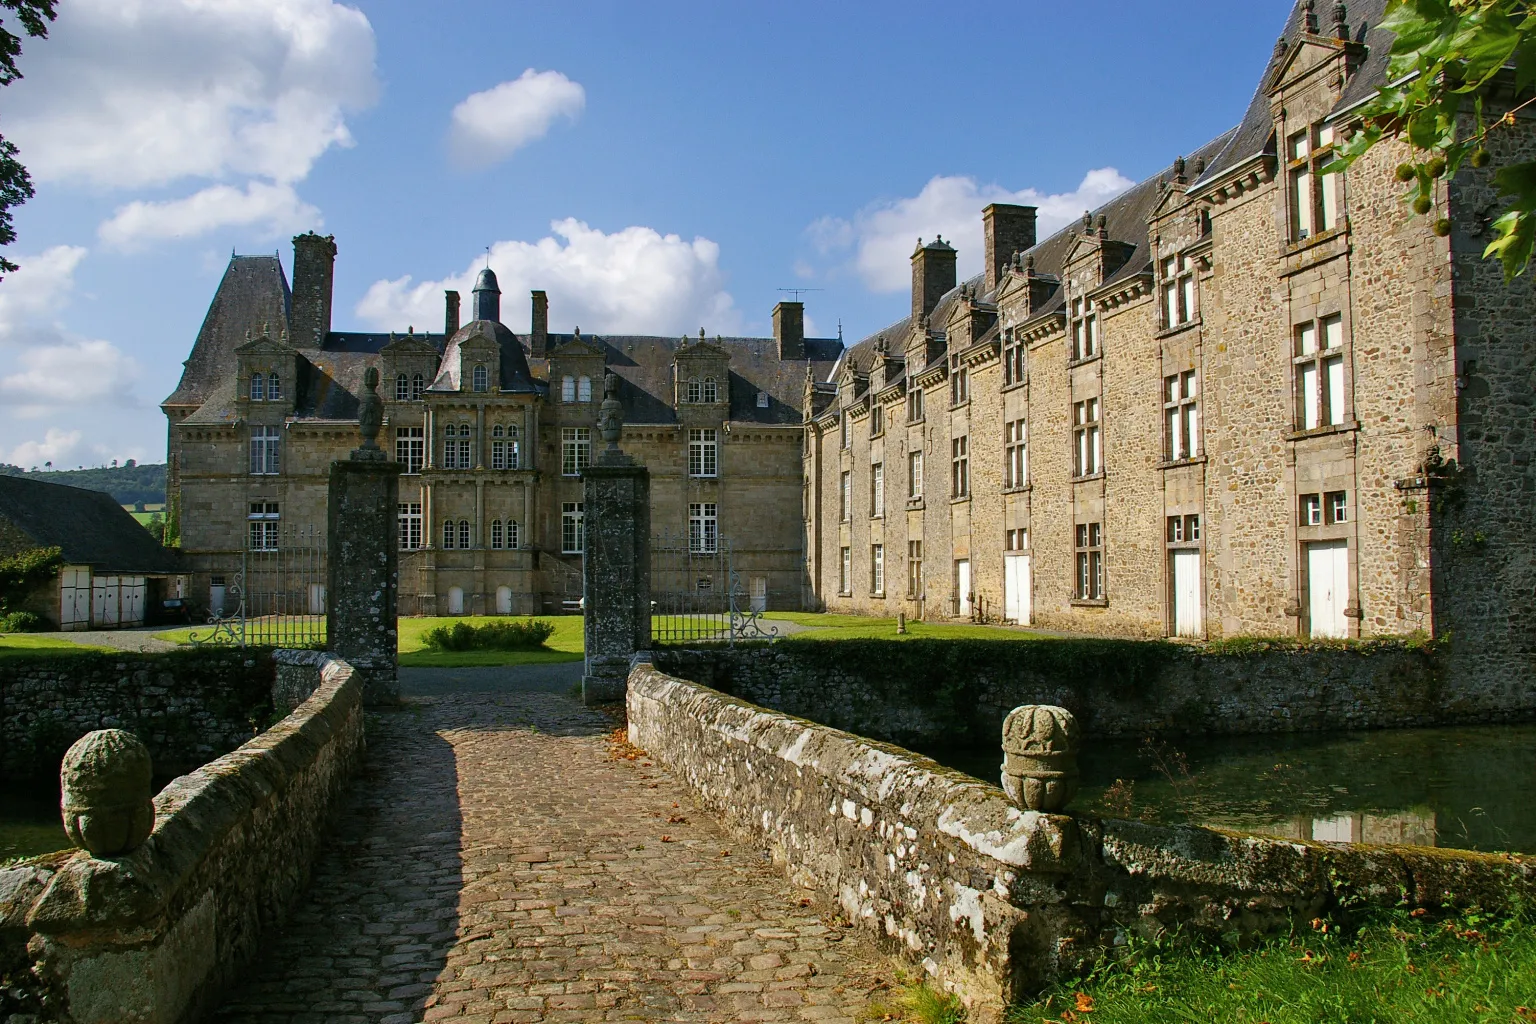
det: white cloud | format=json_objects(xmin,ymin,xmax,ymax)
[
  {"xmin": 356, "ymin": 218, "xmax": 740, "ymax": 337},
  {"xmin": 98, "ymin": 182, "xmax": 321, "ymax": 249},
  {"xmin": 450, "ymin": 70, "xmax": 585, "ymax": 168},
  {"xmin": 0, "ymin": 339, "xmax": 141, "ymax": 415},
  {"xmin": 0, "ymin": 245, "xmax": 87, "ymax": 338},
  {"xmin": 809, "ymin": 168, "xmax": 1136, "ymax": 293},
  {"xmin": 5, "ymin": 0, "xmax": 378, "ymax": 189},
  {"xmin": 7, "ymin": 428, "xmax": 85, "ymax": 468}
]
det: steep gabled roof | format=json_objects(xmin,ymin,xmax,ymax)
[
  {"xmin": 165, "ymin": 255, "xmax": 291, "ymax": 409},
  {"xmin": 0, "ymin": 476, "xmax": 180, "ymax": 574}
]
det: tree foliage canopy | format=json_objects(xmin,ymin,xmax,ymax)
[
  {"xmin": 0, "ymin": 545, "xmax": 62, "ymax": 611},
  {"xmin": 0, "ymin": 0, "xmax": 55, "ymax": 275},
  {"xmin": 1327, "ymin": 0, "xmax": 1536, "ymax": 278}
]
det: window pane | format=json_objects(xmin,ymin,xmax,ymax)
[
  {"xmin": 1300, "ymin": 363, "xmax": 1320, "ymax": 428},
  {"xmin": 1325, "ymin": 355, "xmax": 1345, "ymax": 425},
  {"xmin": 1322, "ymin": 316, "xmax": 1344, "ymax": 350},
  {"xmin": 1319, "ymin": 170, "xmax": 1340, "ymax": 230},
  {"xmin": 1297, "ymin": 322, "xmax": 1317, "ymax": 356}
]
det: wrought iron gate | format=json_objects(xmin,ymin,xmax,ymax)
[
  {"xmin": 191, "ymin": 524, "xmax": 327, "ymax": 647},
  {"xmin": 649, "ymin": 530, "xmax": 778, "ymax": 646}
]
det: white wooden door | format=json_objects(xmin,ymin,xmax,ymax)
[
  {"xmin": 749, "ymin": 576, "xmax": 767, "ymax": 612},
  {"xmin": 447, "ymin": 586, "xmax": 464, "ymax": 615},
  {"xmin": 307, "ymin": 584, "xmax": 327, "ymax": 615},
  {"xmin": 92, "ymin": 576, "xmax": 120, "ymax": 627},
  {"xmin": 956, "ymin": 560, "xmax": 972, "ymax": 617},
  {"xmin": 1004, "ymin": 554, "xmax": 1031, "ymax": 625},
  {"xmin": 120, "ymin": 578, "xmax": 146, "ymax": 625},
  {"xmin": 1307, "ymin": 541, "xmax": 1349, "ymax": 638},
  {"xmin": 496, "ymin": 586, "xmax": 512, "ymax": 615},
  {"xmin": 1171, "ymin": 550, "xmax": 1203, "ymax": 637},
  {"xmin": 209, "ymin": 579, "xmax": 227, "ymax": 618},
  {"xmin": 59, "ymin": 567, "xmax": 91, "ymax": 630}
]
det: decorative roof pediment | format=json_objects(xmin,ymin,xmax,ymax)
[
  {"xmin": 236, "ymin": 335, "xmax": 293, "ymax": 358},
  {"xmin": 381, "ymin": 333, "xmax": 438, "ymax": 357},
  {"xmin": 550, "ymin": 335, "xmax": 604, "ymax": 359},
  {"xmin": 675, "ymin": 330, "xmax": 731, "ymax": 361}
]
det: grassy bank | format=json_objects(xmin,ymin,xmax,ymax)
[
  {"xmin": 1006, "ymin": 908, "xmax": 1535, "ymax": 1024},
  {"xmin": 0, "ymin": 634, "xmax": 114, "ymax": 658}
]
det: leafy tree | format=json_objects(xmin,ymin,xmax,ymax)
[
  {"xmin": 1328, "ymin": 0, "xmax": 1536, "ymax": 279},
  {"xmin": 0, "ymin": 0, "xmax": 56, "ymax": 276},
  {"xmin": 0, "ymin": 545, "xmax": 62, "ymax": 612}
]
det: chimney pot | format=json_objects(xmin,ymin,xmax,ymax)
[
  {"xmin": 531, "ymin": 290, "xmax": 549, "ymax": 357},
  {"xmin": 290, "ymin": 232, "xmax": 337, "ymax": 347},
  {"xmin": 773, "ymin": 301, "xmax": 805, "ymax": 361}
]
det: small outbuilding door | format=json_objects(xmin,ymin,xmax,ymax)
[
  {"xmin": 119, "ymin": 577, "xmax": 146, "ymax": 625},
  {"xmin": 1170, "ymin": 550, "xmax": 1203, "ymax": 637},
  {"xmin": 1306, "ymin": 541, "xmax": 1350, "ymax": 639},
  {"xmin": 749, "ymin": 576, "xmax": 767, "ymax": 612},
  {"xmin": 496, "ymin": 586, "xmax": 513, "ymax": 615},
  {"xmin": 1003, "ymin": 554, "xmax": 1030, "ymax": 625},
  {"xmin": 91, "ymin": 576, "xmax": 120, "ymax": 627},
  {"xmin": 60, "ymin": 566, "xmax": 91, "ymax": 630},
  {"xmin": 447, "ymin": 586, "xmax": 465, "ymax": 615},
  {"xmin": 955, "ymin": 559, "xmax": 972, "ymax": 618}
]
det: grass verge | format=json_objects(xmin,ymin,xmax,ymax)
[
  {"xmin": 1007, "ymin": 907, "xmax": 1536, "ymax": 1024},
  {"xmin": 0, "ymin": 634, "xmax": 115, "ymax": 657}
]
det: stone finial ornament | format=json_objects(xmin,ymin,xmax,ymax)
[
  {"xmin": 60, "ymin": 729, "xmax": 155, "ymax": 857},
  {"xmin": 355, "ymin": 366, "xmax": 384, "ymax": 459},
  {"xmin": 1000, "ymin": 705, "xmax": 1081, "ymax": 813},
  {"xmin": 597, "ymin": 371, "xmax": 624, "ymax": 449},
  {"xmin": 1333, "ymin": 2, "xmax": 1348, "ymax": 38},
  {"xmin": 1303, "ymin": 0, "xmax": 1319, "ymax": 33}
]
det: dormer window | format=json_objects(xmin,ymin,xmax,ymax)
[
  {"xmin": 472, "ymin": 364, "xmax": 489, "ymax": 392},
  {"xmin": 1288, "ymin": 124, "xmax": 1343, "ymax": 242},
  {"xmin": 578, "ymin": 375, "xmax": 592, "ymax": 402},
  {"xmin": 268, "ymin": 372, "xmax": 281, "ymax": 401},
  {"xmin": 562, "ymin": 375, "xmax": 576, "ymax": 402},
  {"xmin": 686, "ymin": 378, "xmax": 702, "ymax": 403},
  {"xmin": 1161, "ymin": 254, "xmax": 1196, "ymax": 329},
  {"xmin": 1003, "ymin": 329, "xmax": 1026, "ymax": 386},
  {"xmin": 411, "ymin": 373, "xmax": 424, "ymax": 400},
  {"xmin": 249, "ymin": 372, "xmax": 266, "ymax": 401},
  {"xmin": 703, "ymin": 377, "xmax": 718, "ymax": 403},
  {"xmin": 1070, "ymin": 297, "xmax": 1098, "ymax": 361}
]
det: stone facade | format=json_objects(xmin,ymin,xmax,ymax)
[
  {"xmin": 803, "ymin": 1, "xmax": 1536, "ymax": 683},
  {"xmin": 165, "ymin": 245, "xmax": 839, "ymax": 621}
]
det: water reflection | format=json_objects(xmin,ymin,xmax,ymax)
[
  {"xmin": 925, "ymin": 723, "xmax": 1536, "ymax": 854},
  {"xmin": 0, "ymin": 784, "xmax": 67, "ymax": 862}
]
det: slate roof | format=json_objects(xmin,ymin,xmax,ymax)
[
  {"xmin": 0, "ymin": 476, "xmax": 180, "ymax": 574},
  {"xmin": 547, "ymin": 333, "xmax": 842, "ymax": 426},
  {"xmin": 165, "ymin": 256, "xmax": 290, "ymax": 409},
  {"xmin": 430, "ymin": 320, "xmax": 539, "ymax": 394}
]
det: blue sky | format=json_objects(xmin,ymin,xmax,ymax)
[{"xmin": 0, "ymin": 0, "xmax": 1295, "ymax": 469}]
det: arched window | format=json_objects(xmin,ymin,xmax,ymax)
[
  {"xmin": 458, "ymin": 519, "xmax": 471, "ymax": 549},
  {"xmin": 492, "ymin": 424, "xmax": 504, "ymax": 438},
  {"xmin": 561, "ymin": 375, "xmax": 576, "ymax": 402},
  {"xmin": 411, "ymin": 373, "xmax": 424, "ymax": 400},
  {"xmin": 442, "ymin": 520, "xmax": 456, "ymax": 549},
  {"xmin": 578, "ymin": 375, "xmax": 592, "ymax": 402},
  {"xmin": 491, "ymin": 520, "xmax": 503, "ymax": 549},
  {"xmin": 472, "ymin": 364, "xmax": 488, "ymax": 392},
  {"xmin": 506, "ymin": 519, "xmax": 521, "ymax": 549},
  {"xmin": 396, "ymin": 374, "xmax": 409, "ymax": 401},
  {"xmin": 268, "ymin": 372, "xmax": 282, "ymax": 400},
  {"xmin": 686, "ymin": 378, "xmax": 701, "ymax": 403},
  {"xmin": 703, "ymin": 377, "xmax": 717, "ymax": 403},
  {"xmin": 250, "ymin": 372, "xmax": 266, "ymax": 401}
]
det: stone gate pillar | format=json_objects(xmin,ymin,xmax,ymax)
[
  {"xmin": 582, "ymin": 372, "xmax": 651, "ymax": 705},
  {"xmin": 327, "ymin": 367, "xmax": 402, "ymax": 705}
]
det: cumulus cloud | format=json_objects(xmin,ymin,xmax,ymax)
[
  {"xmin": 5, "ymin": 0, "xmax": 378, "ymax": 189},
  {"xmin": 98, "ymin": 182, "xmax": 321, "ymax": 249},
  {"xmin": 356, "ymin": 218, "xmax": 741, "ymax": 337},
  {"xmin": 0, "ymin": 339, "xmax": 141, "ymax": 415},
  {"xmin": 809, "ymin": 168, "xmax": 1136, "ymax": 293},
  {"xmin": 0, "ymin": 245, "xmax": 87, "ymax": 338},
  {"xmin": 7, "ymin": 428, "xmax": 86, "ymax": 468},
  {"xmin": 450, "ymin": 70, "xmax": 585, "ymax": 168}
]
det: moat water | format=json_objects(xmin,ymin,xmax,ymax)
[
  {"xmin": 0, "ymin": 785, "xmax": 67, "ymax": 863},
  {"xmin": 925, "ymin": 723, "xmax": 1536, "ymax": 855}
]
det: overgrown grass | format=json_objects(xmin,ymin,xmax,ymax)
[
  {"xmin": 399, "ymin": 615, "xmax": 584, "ymax": 668},
  {"xmin": 863, "ymin": 981, "xmax": 968, "ymax": 1023},
  {"xmin": 0, "ymin": 633, "xmax": 114, "ymax": 657},
  {"xmin": 1007, "ymin": 907, "xmax": 1536, "ymax": 1024}
]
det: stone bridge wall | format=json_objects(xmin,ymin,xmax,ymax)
[
  {"xmin": 649, "ymin": 636, "xmax": 1507, "ymax": 748},
  {"xmin": 0, "ymin": 649, "xmax": 275, "ymax": 780},
  {"xmin": 628, "ymin": 659, "xmax": 1536, "ymax": 1016},
  {"xmin": 0, "ymin": 653, "xmax": 364, "ymax": 1024}
]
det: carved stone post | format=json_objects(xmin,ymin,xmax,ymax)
[
  {"xmin": 328, "ymin": 366, "xmax": 402, "ymax": 705},
  {"xmin": 581, "ymin": 372, "xmax": 651, "ymax": 704},
  {"xmin": 60, "ymin": 729, "xmax": 155, "ymax": 857},
  {"xmin": 1001, "ymin": 705, "xmax": 1081, "ymax": 812}
]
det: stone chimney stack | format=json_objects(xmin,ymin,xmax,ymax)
[
  {"xmin": 911, "ymin": 237, "xmax": 957, "ymax": 326},
  {"xmin": 444, "ymin": 290, "xmax": 461, "ymax": 337},
  {"xmin": 983, "ymin": 204, "xmax": 1037, "ymax": 295},
  {"xmin": 531, "ymin": 290, "xmax": 549, "ymax": 357},
  {"xmin": 291, "ymin": 232, "xmax": 337, "ymax": 347},
  {"xmin": 773, "ymin": 301, "xmax": 804, "ymax": 361}
]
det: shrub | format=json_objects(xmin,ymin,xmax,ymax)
[
  {"xmin": 0, "ymin": 610, "xmax": 43, "ymax": 632},
  {"xmin": 421, "ymin": 619, "xmax": 556, "ymax": 652}
]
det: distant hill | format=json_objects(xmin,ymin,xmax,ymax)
[{"xmin": 0, "ymin": 461, "xmax": 167, "ymax": 507}]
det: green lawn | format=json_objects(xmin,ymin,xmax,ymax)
[
  {"xmin": 762, "ymin": 611, "xmax": 1047, "ymax": 642},
  {"xmin": 1006, "ymin": 909, "xmax": 1536, "ymax": 1024},
  {"xmin": 397, "ymin": 615, "xmax": 584, "ymax": 668},
  {"xmin": 0, "ymin": 634, "xmax": 114, "ymax": 658}
]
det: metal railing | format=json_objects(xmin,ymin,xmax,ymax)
[
  {"xmin": 190, "ymin": 524, "xmax": 327, "ymax": 648},
  {"xmin": 649, "ymin": 530, "xmax": 779, "ymax": 646}
]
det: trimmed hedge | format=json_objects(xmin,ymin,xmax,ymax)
[{"xmin": 421, "ymin": 619, "xmax": 556, "ymax": 652}]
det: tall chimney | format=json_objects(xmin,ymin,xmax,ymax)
[
  {"xmin": 290, "ymin": 232, "xmax": 337, "ymax": 346},
  {"xmin": 531, "ymin": 290, "xmax": 549, "ymax": 357},
  {"xmin": 911, "ymin": 237, "xmax": 957, "ymax": 325},
  {"xmin": 444, "ymin": 290, "xmax": 461, "ymax": 337},
  {"xmin": 773, "ymin": 301, "xmax": 804, "ymax": 360},
  {"xmin": 983, "ymin": 204, "xmax": 1037, "ymax": 295}
]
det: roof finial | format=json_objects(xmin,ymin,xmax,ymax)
[
  {"xmin": 1173, "ymin": 155, "xmax": 1186, "ymax": 181},
  {"xmin": 1025, "ymin": 253, "xmax": 1036, "ymax": 273},
  {"xmin": 1303, "ymin": 0, "xmax": 1318, "ymax": 33},
  {"xmin": 1082, "ymin": 211, "xmax": 1093, "ymax": 233},
  {"xmin": 1096, "ymin": 214, "xmax": 1108, "ymax": 236},
  {"xmin": 573, "ymin": 325, "xmax": 582, "ymax": 342},
  {"xmin": 699, "ymin": 327, "xmax": 706, "ymax": 340},
  {"xmin": 1273, "ymin": 35, "xmax": 1287, "ymax": 61},
  {"xmin": 407, "ymin": 325, "xmax": 414, "ymax": 335},
  {"xmin": 838, "ymin": 318, "xmax": 843, "ymax": 342},
  {"xmin": 484, "ymin": 245, "xmax": 491, "ymax": 269},
  {"xmin": 1332, "ymin": 2, "xmax": 1348, "ymax": 38}
]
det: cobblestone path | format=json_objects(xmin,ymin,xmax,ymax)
[{"xmin": 213, "ymin": 691, "xmax": 892, "ymax": 1024}]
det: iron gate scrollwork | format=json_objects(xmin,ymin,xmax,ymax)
[
  {"xmin": 649, "ymin": 530, "xmax": 779, "ymax": 646},
  {"xmin": 190, "ymin": 524, "xmax": 327, "ymax": 648}
]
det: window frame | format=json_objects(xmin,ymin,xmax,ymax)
[
  {"xmin": 1292, "ymin": 314, "xmax": 1348, "ymax": 431},
  {"xmin": 907, "ymin": 386, "xmax": 925, "ymax": 423},
  {"xmin": 951, "ymin": 435, "xmax": 969, "ymax": 498},
  {"xmin": 906, "ymin": 540, "xmax": 923, "ymax": 599},
  {"xmin": 688, "ymin": 502, "xmax": 719, "ymax": 553},
  {"xmin": 688, "ymin": 427, "xmax": 719, "ymax": 478},
  {"xmin": 1163, "ymin": 371, "xmax": 1200, "ymax": 461},
  {"xmin": 472, "ymin": 364, "xmax": 489, "ymax": 393},
  {"xmin": 395, "ymin": 426, "xmax": 425, "ymax": 474},
  {"xmin": 840, "ymin": 470, "xmax": 851, "ymax": 521},
  {"xmin": 1075, "ymin": 521, "xmax": 1105, "ymax": 601},
  {"xmin": 1005, "ymin": 418, "xmax": 1028, "ymax": 489},
  {"xmin": 249, "ymin": 425, "xmax": 281, "ymax": 476},
  {"xmin": 870, "ymin": 461, "xmax": 884, "ymax": 518},
  {"xmin": 1069, "ymin": 296, "xmax": 1099, "ymax": 361},
  {"xmin": 1161, "ymin": 254, "xmax": 1197, "ymax": 329},
  {"xmin": 908, "ymin": 449, "xmax": 923, "ymax": 500},
  {"xmin": 247, "ymin": 501, "xmax": 280, "ymax": 552},
  {"xmin": 577, "ymin": 375, "xmax": 592, "ymax": 402},
  {"xmin": 1287, "ymin": 123, "xmax": 1344, "ymax": 243},
  {"xmin": 1072, "ymin": 398, "xmax": 1102, "ymax": 478},
  {"xmin": 561, "ymin": 501, "xmax": 585, "ymax": 553},
  {"xmin": 871, "ymin": 543, "xmax": 884, "ymax": 595},
  {"xmin": 397, "ymin": 502, "xmax": 422, "ymax": 551},
  {"xmin": 561, "ymin": 427, "xmax": 592, "ymax": 477},
  {"xmin": 1003, "ymin": 329, "xmax": 1026, "ymax": 387}
]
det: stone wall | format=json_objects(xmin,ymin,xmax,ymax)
[
  {"xmin": 628, "ymin": 660, "xmax": 1536, "ymax": 1016},
  {"xmin": 0, "ymin": 649, "xmax": 275, "ymax": 779},
  {"xmin": 0, "ymin": 654, "xmax": 364, "ymax": 1024},
  {"xmin": 649, "ymin": 636, "xmax": 1533, "ymax": 750}
]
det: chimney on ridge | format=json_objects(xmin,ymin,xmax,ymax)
[
  {"xmin": 290, "ymin": 232, "xmax": 337, "ymax": 347},
  {"xmin": 983, "ymin": 204, "xmax": 1038, "ymax": 295},
  {"xmin": 911, "ymin": 237, "xmax": 957, "ymax": 326},
  {"xmin": 444, "ymin": 290, "xmax": 461, "ymax": 337},
  {"xmin": 531, "ymin": 291, "xmax": 549, "ymax": 357},
  {"xmin": 773, "ymin": 301, "xmax": 804, "ymax": 361}
]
